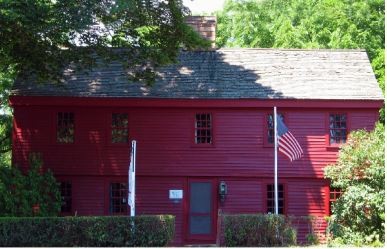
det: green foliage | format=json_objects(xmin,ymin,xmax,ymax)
[
  {"xmin": 306, "ymin": 233, "xmax": 319, "ymax": 245},
  {"xmin": 0, "ymin": 67, "xmax": 14, "ymax": 165},
  {"xmin": 0, "ymin": 153, "xmax": 61, "ymax": 216},
  {"xmin": 324, "ymin": 123, "xmax": 385, "ymax": 246},
  {"xmin": 0, "ymin": 114, "xmax": 11, "ymax": 165},
  {"xmin": 217, "ymin": 0, "xmax": 385, "ymax": 121},
  {"xmin": 0, "ymin": 215, "xmax": 175, "ymax": 246},
  {"xmin": 299, "ymin": 215, "xmax": 323, "ymax": 245},
  {"xmin": 0, "ymin": 66, "xmax": 15, "ymax": 113},
  {"xmin": 371, "ymin": 49, "xmax": 385, "ymax": 123},
  {"xmin": 222, "ymin": 214, "xmax": 297, "ymax": 247},
  {"xmin": 0, "ymin": 0, "xmax": 208, "ymax": 83}
]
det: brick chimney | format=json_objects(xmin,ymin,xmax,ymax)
[{"xmin": 185, "ymin": 16, "xmax": 216, "ymax": 49}]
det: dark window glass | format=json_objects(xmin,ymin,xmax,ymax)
[
  {"xmin": 329, "ymin": 114, "xmax": 347, "ymax": 144},
  {"xmin": 267, "ymin": 184, "xmax": 284, "ymax": 214},
  {"xmin": 195, "ymin": 113, "xmax": 212, "ymax": 144},
  {"xmin": 190, "ymin": 216, "xmax": 211, "ymax": 234},
  {"xmin": 267, "ymin": 114, "xmax": 284, "ymax": 144},
  {"xmin": 189, "ymin": 182, "xmax": 212, "ymax": 235},
  {"xmin": 329, "ymin": 188, "xmax": 343, "ymax": 215},
  {"xmin": 110, "ymin": 183, "xmax": 127, "ymax": 215},
  {"xmin": 60, "ymin": 181, "xmax": 72, "ymax": 213},
  {"xmin": 57, "ymin": 112, "xmax": 74, "ymax": 143},
  {"xmin": 112, "ymin": 113, "xmax": 128, "ymax": 143},
  {"xmin": 190, "ymin": 182, "xmax": 211, "ymax": 213}
]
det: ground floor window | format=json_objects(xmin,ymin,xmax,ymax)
[
  {"xmin": 60, "ymin": 181, "xmax": 72, "ymax": 213},
  {"xmin": 329, "ymin": 188, "xmax": 343, "ymax": 214},
  {"xmin": 267, "ymin": 184, "xmax": 284, "ymax": 214},
  {"xmin": 110, "ymin": 183, "xmax": 128, "ymax": 215}
]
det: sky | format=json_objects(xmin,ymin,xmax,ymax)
[{"xmin": 183, "ymin": 0, "xmax": 226, "ymax": 14}]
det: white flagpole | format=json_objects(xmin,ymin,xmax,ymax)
[
  {"xmin": 274, "ymin": 107, "xmax": 279, "ymax": 215},
  {"xmin": 128, "ymin": 140, "xmax": 136, "ymax": 217}
]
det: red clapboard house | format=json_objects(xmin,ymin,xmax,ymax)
[{"xmin": 9, "ymin": 17, "xmax": 383, "ymax": 245}]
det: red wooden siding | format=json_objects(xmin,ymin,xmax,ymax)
[
  {"xmin": 136, "ymin": 177, "xmax": 185, "ymax": 245},
  {"xmin": 217, "ymin": 178, "xmax": 328, "ymax": 243},
  {"xmin": 13, "ymin": 107, "xmax": 379, "ymax": 178},
  {"xmin": 350, "ymin": 111, "xmax": 379, "ymax": 130},
  {"xmin": 71, "ymin": 176, "xmax": 106, "ymax": 216},
  {"xmin": 9, "ymin": 96, "xmax": 383, "ymax": 109},
  {"xmin": 11, "ymin": 101, "xmax": 380, "ymax": 245},
  {"xmin": 287, "ymin": 179, "xmax": 329, "ymax": 242},
  {"xmin": 219, "ymin": 179, "xmax": 262, "ymax": 214}
]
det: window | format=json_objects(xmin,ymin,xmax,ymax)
[
  {"xmin": 195, "ymin": 113, "xmax": 212, "ymax": 144},
  {"xmin": 267, "ymin": 113, "xmax": 284, "ymax": 144},
  {"xmin": 60, "ymin": 181, "xmax": 72, "ymax": 213},
  {"xmin": 110, "ymin": 183, "xmax": 127, "ymax": 215},
  {"xmin": 57, "ymin": 112, "xmax": 74, "ymax": 143},
  {"xmin": 267, "ymin": 184, "xmax": 284, "ymax": 214},
  {"xmin": 329, "ymin": 114, "xmax": 347, "ymax": 144},
  {"xmin": 111, "ymin": 113, "xmax": 128, "ymax": 143},
  {"xmin": 329, "ymin": 188, "xmax": 343, "ymax": 215}
]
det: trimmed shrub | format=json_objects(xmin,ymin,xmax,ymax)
[
  {"xmin": 223, "ymin": 214, "xmax": 297, "ymax": 247},
  {"xmin": 0, "ymin": 215, "xmax": 174, "ymax": 247}
]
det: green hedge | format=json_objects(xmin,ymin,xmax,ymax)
[
  {"xmin": 0, "ymin": 215, "xmax": 174, "ymax": 247},
  {"xmin": 223, "ymin": 214, "xmax": 297, "ymax": 247}
]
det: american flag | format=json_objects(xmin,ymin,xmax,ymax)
[{"xmin": 277, "ymin": 116, "xmax": 303, "ymax": 161}]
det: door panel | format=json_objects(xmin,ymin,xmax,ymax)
[
  {"xmin": 187, "ymin": 179, "xmax": 216, "ymax": 242},
  {"xmin": 190, "ymin": 182, "xmax": 211, "ymax": 214},
  {"xmin": 189, "ymin": 216, "xmax": 211, "ymax": 234}
]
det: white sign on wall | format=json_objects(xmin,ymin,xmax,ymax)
[{"xmin": 169, "ymin": 190, "xmax": 183, "ymax": 199}]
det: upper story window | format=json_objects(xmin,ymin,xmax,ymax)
[
  {"xmin": 195, "ymin": 113, "xmax": 212, "ymax": 144},
  {"xmin": 57, "ymin": 112, "xmax": 74, "ymax": 143},
  {"xmin": 267, "ymin": 113, "xmax": 284, "ymax": 144},
  {"xmin": 110, "ymin": 183, "xmax": 128, "ymax": 215},
  {"xmin": 267, "ymin": 184, "xmax": 285, "ymax": 214},
  {"xmin": 329, "ymin": 114, "xmax": 347, "ymax": 144},
  {"xmin": 60, "ymin": 181, "xmax": 72, "ymax": 213},
  {"xmin": 112, "ymin": 113, "xmax": 128, "ymax": 143}
]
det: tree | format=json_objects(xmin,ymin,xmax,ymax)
[
  {"xmin": 0, "ymin": 68, "xmax": 14, "ymax": 165},
  {"xmin": 0, "ymin": 153, "xmax": 62, "ymax": 216},
  {"xmin": 0, "ymin": 114, "xmax": 11, "ymax": 164},
  {"xmin": 0, "ymin": 0, "xmax": 207, "ymax": 83},
  {"xmin": 216, "ymin": 0, "xmax": 385, "ymax": 121},
  {"xmin": 324, "ymin": 123, "xmax": 384, "ymax": 246}
]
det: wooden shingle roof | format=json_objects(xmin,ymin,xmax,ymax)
[{"xmin": 11, "ymin": 48, "xmax": 384, "ymax": 100}]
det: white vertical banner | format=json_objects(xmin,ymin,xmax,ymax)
[
  {"xmin": 274, "ymin": 107, "xmax": 279, "ymax": 215},
  {"xmin": 128, "ymin": 140, "xmax": 136, "ymax": 217}
]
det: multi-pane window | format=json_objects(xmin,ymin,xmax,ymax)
[
  {"xmin": 110, "ymin": 183, "xmax": 127, "ymax": 215},
  {"xmin": 57, "ymin": 112, "xmax": 74, "ymax": 143},
  {"xmin": 60, "ymin": 181, "xmax": 72, "ymax": 213},
  {"xmin": 329, "ymin": 188, "xmax": 343, "ymax": 215},
  {"xmin": 329, "ymin": 114, "xmax": 347, "ymax": 144},
  {"xmin": 267, "ymin": 114, "xmax": 284, "ymax": 144},
  {"xmin": 195, "ymin": 113, "xmax": 212, "ymax": 144},
  {"xmin": 112, "ymin": 113, "xmax": 128, "ymax": 143},
  {"xmin": 267, "ymin": 184, "xmax": 284, "ymax": 214}
]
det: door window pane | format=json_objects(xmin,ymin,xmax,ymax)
[
  {"xmin": 190, "ymin": 216, "xmax": 211, "ymax": 235},
  {"xmin": 190, "ymin": 182, "xmax": 211, "ymax": 213}
]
